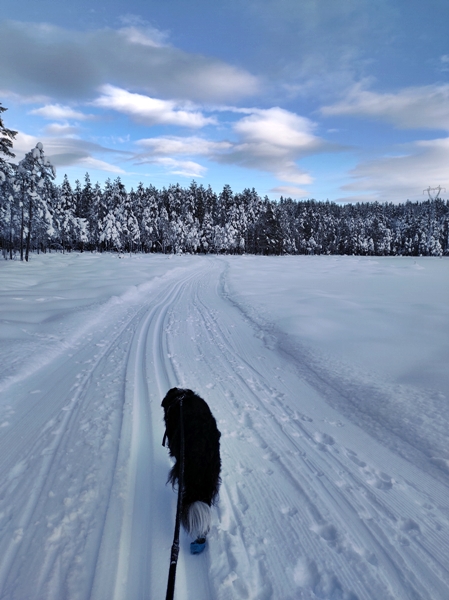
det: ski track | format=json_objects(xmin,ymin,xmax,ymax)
[{"xmin": 0, "ymin": 257, "xmax": 448, "ymax": 599}]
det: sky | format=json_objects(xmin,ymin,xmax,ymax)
[{"xmin": 1, "ymin": 0, "xmax": 449, "ymax": 203}]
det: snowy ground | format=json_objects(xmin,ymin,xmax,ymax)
[{"xmin": 0, "ymin": 253, "xmax": 448, "ymax": 600}]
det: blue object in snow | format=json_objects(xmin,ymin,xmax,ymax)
[{"xmin": 190, "ymin": 537, "xmax": 206, "ymax": 554}]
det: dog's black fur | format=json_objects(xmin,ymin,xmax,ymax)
[{"xmin": 162, "ymin": 387, "xmax": 221, "ymax": 538}]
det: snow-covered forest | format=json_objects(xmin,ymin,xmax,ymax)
[{"xmin": 1, "ymin": 105, "xmax": 449, "ymax": 259}]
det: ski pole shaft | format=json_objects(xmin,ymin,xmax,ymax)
[{"xmin": 165, "ymin": 397, "xmax": 185, "ymax": 600}]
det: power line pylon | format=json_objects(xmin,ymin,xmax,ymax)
[{"xmin": 423, "ymin": 186, "xmax": 446, "ymax": 200}]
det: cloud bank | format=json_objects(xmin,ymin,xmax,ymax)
[
  {"xmin": 340, "ymin": 137, "xmax": 449, "ymax": 203},
  {"xmin": 12, "ymin": 131, "xmax": 128, "ymax": 174},
  {"xmin": 0, "ymin": 20, "xmax": 259, "ymax": 103},
  {"xmin": 322, "ymin": 84, "xmax": 449, "ymax": 131},
  {"xmin": 131, "ymin": 108, "xmax": 333, "ymax": 185}
]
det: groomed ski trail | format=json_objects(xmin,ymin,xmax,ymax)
[{"xmin": 0, "ymin": 257, "xmax": 447, "ymax": 600}]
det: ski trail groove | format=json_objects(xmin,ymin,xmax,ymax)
[
  {"xmin": 0, "ymin": 301, "xmax": 146, "ymax": 599},
  {"xmin": 110, "ymin": 273, "xmax": 198, "ymax": 600}
]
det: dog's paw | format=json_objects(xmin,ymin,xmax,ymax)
[{"xmin": 190, "ymin": 537, "xmax": 207, "ymax": 554}]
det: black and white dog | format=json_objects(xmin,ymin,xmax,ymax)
[{"xmin": 162, "ymin": 387, "xmax": 221, "ymax": 553}]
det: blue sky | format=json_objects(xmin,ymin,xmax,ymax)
[{"xmin": 1, "ymin": 0, "xmax": 448, "ymax": 202}]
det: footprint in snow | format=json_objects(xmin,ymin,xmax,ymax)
[
  {"xmin": 300, "ymin": 414, "xmax": 313, "ymax": 422},
  {"xmin": 346, "ymin": 453, "xmax": 367, "ymax": 468},
  {"xmin": 311, "ymin": 522, "xmax": 339, "ymax": 544},
  {"xmin": 293, "ymin": 557, "xmax": 359, "ymax": 600},
  {"xmin": 327, "ymin": 419, "xmax": 344, "ymax": 427},
  {"xmin": 235, "ymin": 485, "xmax": 249, "ymax": 514},
  {"xmin": 313, "ymin": 432, "xmax": 335, "ymax": 449},
  {"xmin": 367, "ymin": 470, "xmax": 393, "ymax": 491},
  {"xmin": 263, "ymin": 450, "xmax": 280, "ymax": 462},
  {"xmin": 399, "ymin": 517, "xmax": 421, "ymax": 534},
  {"xmin": 238, "ymin": 412, "xmax": 252, "ymax": 428},
  {"xmin": 236, "ymin": 462, "xmax": 253, "ymax": 476},
  {"xmin": 280, "ymin": 505, "xmax": 298, "ymax": 518}
]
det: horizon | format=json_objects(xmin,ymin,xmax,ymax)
[{"xmin": 28, "ymin": 170, "xmax": 449, "ymax": 207}]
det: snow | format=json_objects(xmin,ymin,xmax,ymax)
[{"xmin": 0, "ymin": 253, "xmax": 448, "ymax": 600}]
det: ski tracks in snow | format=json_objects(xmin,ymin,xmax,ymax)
[
  {"xmin": 0, "ymin": 257, "xmax": 448, "ymax": 600},
  {"xmin": 159, "ymin": 259, "xmax": 449, "ymax": 600},
  {"xmin": 0, "ymin": 264, "xmax": 204, "ymax": 599}
]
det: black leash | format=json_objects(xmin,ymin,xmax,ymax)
[{"xmin": 165, "ymin": 395, "xmax": 185, "ymax": 600}]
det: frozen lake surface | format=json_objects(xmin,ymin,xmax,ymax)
[{"xmin": 0, "ymin": 253, "xmax": 448, "ymax": 599}]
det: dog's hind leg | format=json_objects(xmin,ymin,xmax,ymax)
[
  {"xmin": 183, "ymin": 501, "xmax": 211, "ymax": 538},
  {"xmin": 183, "ymin": 501, "xmax": 211, "ymax": 555}
]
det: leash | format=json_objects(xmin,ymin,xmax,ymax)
[{"xmin": 165, "ymin": 395, "xmax": 185, "ymax": 600}]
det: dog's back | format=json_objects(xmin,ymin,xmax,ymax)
[{"xmin": 162, "ymin": 387, "xmax": 221, "ymax": 539}]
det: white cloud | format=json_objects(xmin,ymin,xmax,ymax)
[
  {"xmin": 133, "ymin": 137, "xmax": 220, "ymax": 177},
  {"xmin": 77, "ymin": 157, "xmax": 125, "ymax": 174},
  {"xmin": 118, "ymin": 25, "xmax": 169, "ymax": 48},
  {"xmin": 117, "ymin": 14, "xmax": 170, "ymax": 47},
  {"xmin": 321, "ymin": 83, "xmax": 449, "ymax": 131},
  {"xmin": 93, "ymin": 86, "xmax": 215, "ymax": 128},
  {"xmin": 234, "ymin": 108, "xmax": 318, "ymax": 150},
  {"xmin": 11, "ymin": 131, "xmax": 40, "ymax": 156},
  {"xmin": 215, "ymin": 107, "xmax": 335, "ymax": 185},
  {"xmin": 136, "ymin": 136, "xmax": 231, "ymax": 156},
  {"xmin": 0, "ymin": 89, "xmax": 50, "ymax": 105},
  {"xmin": 270, "ymin": 185, "xmax": 309, "ymax": 198},
  {"xmin": 30, "ymin": 104, "xmax": 93, "ymax": 121},
  {"xmin": 339, "ymin": 136, "xmax": 449, "ymax": 203},
  {"xmin": 43, "ymin": 123, "xmax": 80, "ymax": 137},
  {"xmin": 152, "ymin": 157, "xmax": 207, "ymax": 178},
  {"xmin": 12, "ymin": 130, "xmax": 129, "ymax": 174}
]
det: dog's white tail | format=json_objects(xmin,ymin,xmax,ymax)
[{"xmin": 185, "ymin": 502, "xmax": 211, "ymax": 538}]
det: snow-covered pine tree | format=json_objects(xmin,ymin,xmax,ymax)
[
  {"xmin": 140, "ymin": 185, "xmax": 160, "ymax": 252},
  {"xmin": 158, "ymin": 206, "xmax": 171, "ymax": 253},
  {"xmin": 200, "ymin": 211, "xmax": 214, "ymax": 253},
  {"xmin": 55, "ymin": 175, "xmax": 77, "ymax": 252},
  {"xmin": 120, "ymin": 189, "xmax": 140, "ymax": 253},
  {"xmin": 225, "ymin": 203, "xmax": 246, "ymax": 254},
  {"xmin": 0, "ymin": 103, "xmax": 17, "ymax": 184},
  {"xmin": 183, "ymin": 211, "xmax": 200, "ymax": 253},
  {"xmin": 189, "ymin": 181, "xmax": 206, "ymax": 225},
  {"xmin": 239, "ymin": 188, "xmax": 264, "ymax": 253},
  {"xmin": 15, "ymin": 143, "xmax": 56, "ymax": 261},
  {"xmin": 98, "ymin": 177, "xmax": 127, "ymax": 252},
  {"xmin": 163, "ymin": 184, "xmax": 187, "ymax": 253},
  {"xmin": 213, "ymin": 224, "xmax": 228, "ymax": 253},
  {"xmin": 0, "ymin": 103, "xmax": 18, "ymax": 258},
  {"xmin": 85, "ymin": 181, "xmax": 102, "ymax": 250},
  {"xmin": 277, "ymin": 197, "xmax": 297, "ymax": 255},
  {"xmin": 79, "ymin": 173, "xmax": 93, "ymax": 221},
  {"xmin": 255, "ymin": 200, "xmax": 283, "ymax": 255},
  {"xmin": 0, "ymin": 164, "xmax": 19, "ymax": 259},
  {"xmin": 34, "ymin": 170, "xmax": 57, "ymax": 253},
  {"xmin": 97, "ymin": 179, "xmax": 113, "ymax": 252},
  {"xmin": 129, "ymin": 183, "xmax": 144, "ymax": 249}
]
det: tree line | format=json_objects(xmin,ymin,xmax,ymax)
[{"xmin": 1, "ymin": 104, "xmax": 448, "ymax": 259}]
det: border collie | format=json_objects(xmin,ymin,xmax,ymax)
[{"xmin": 162, "ymin": 387, "xmax": 221, "ymax": 554}]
